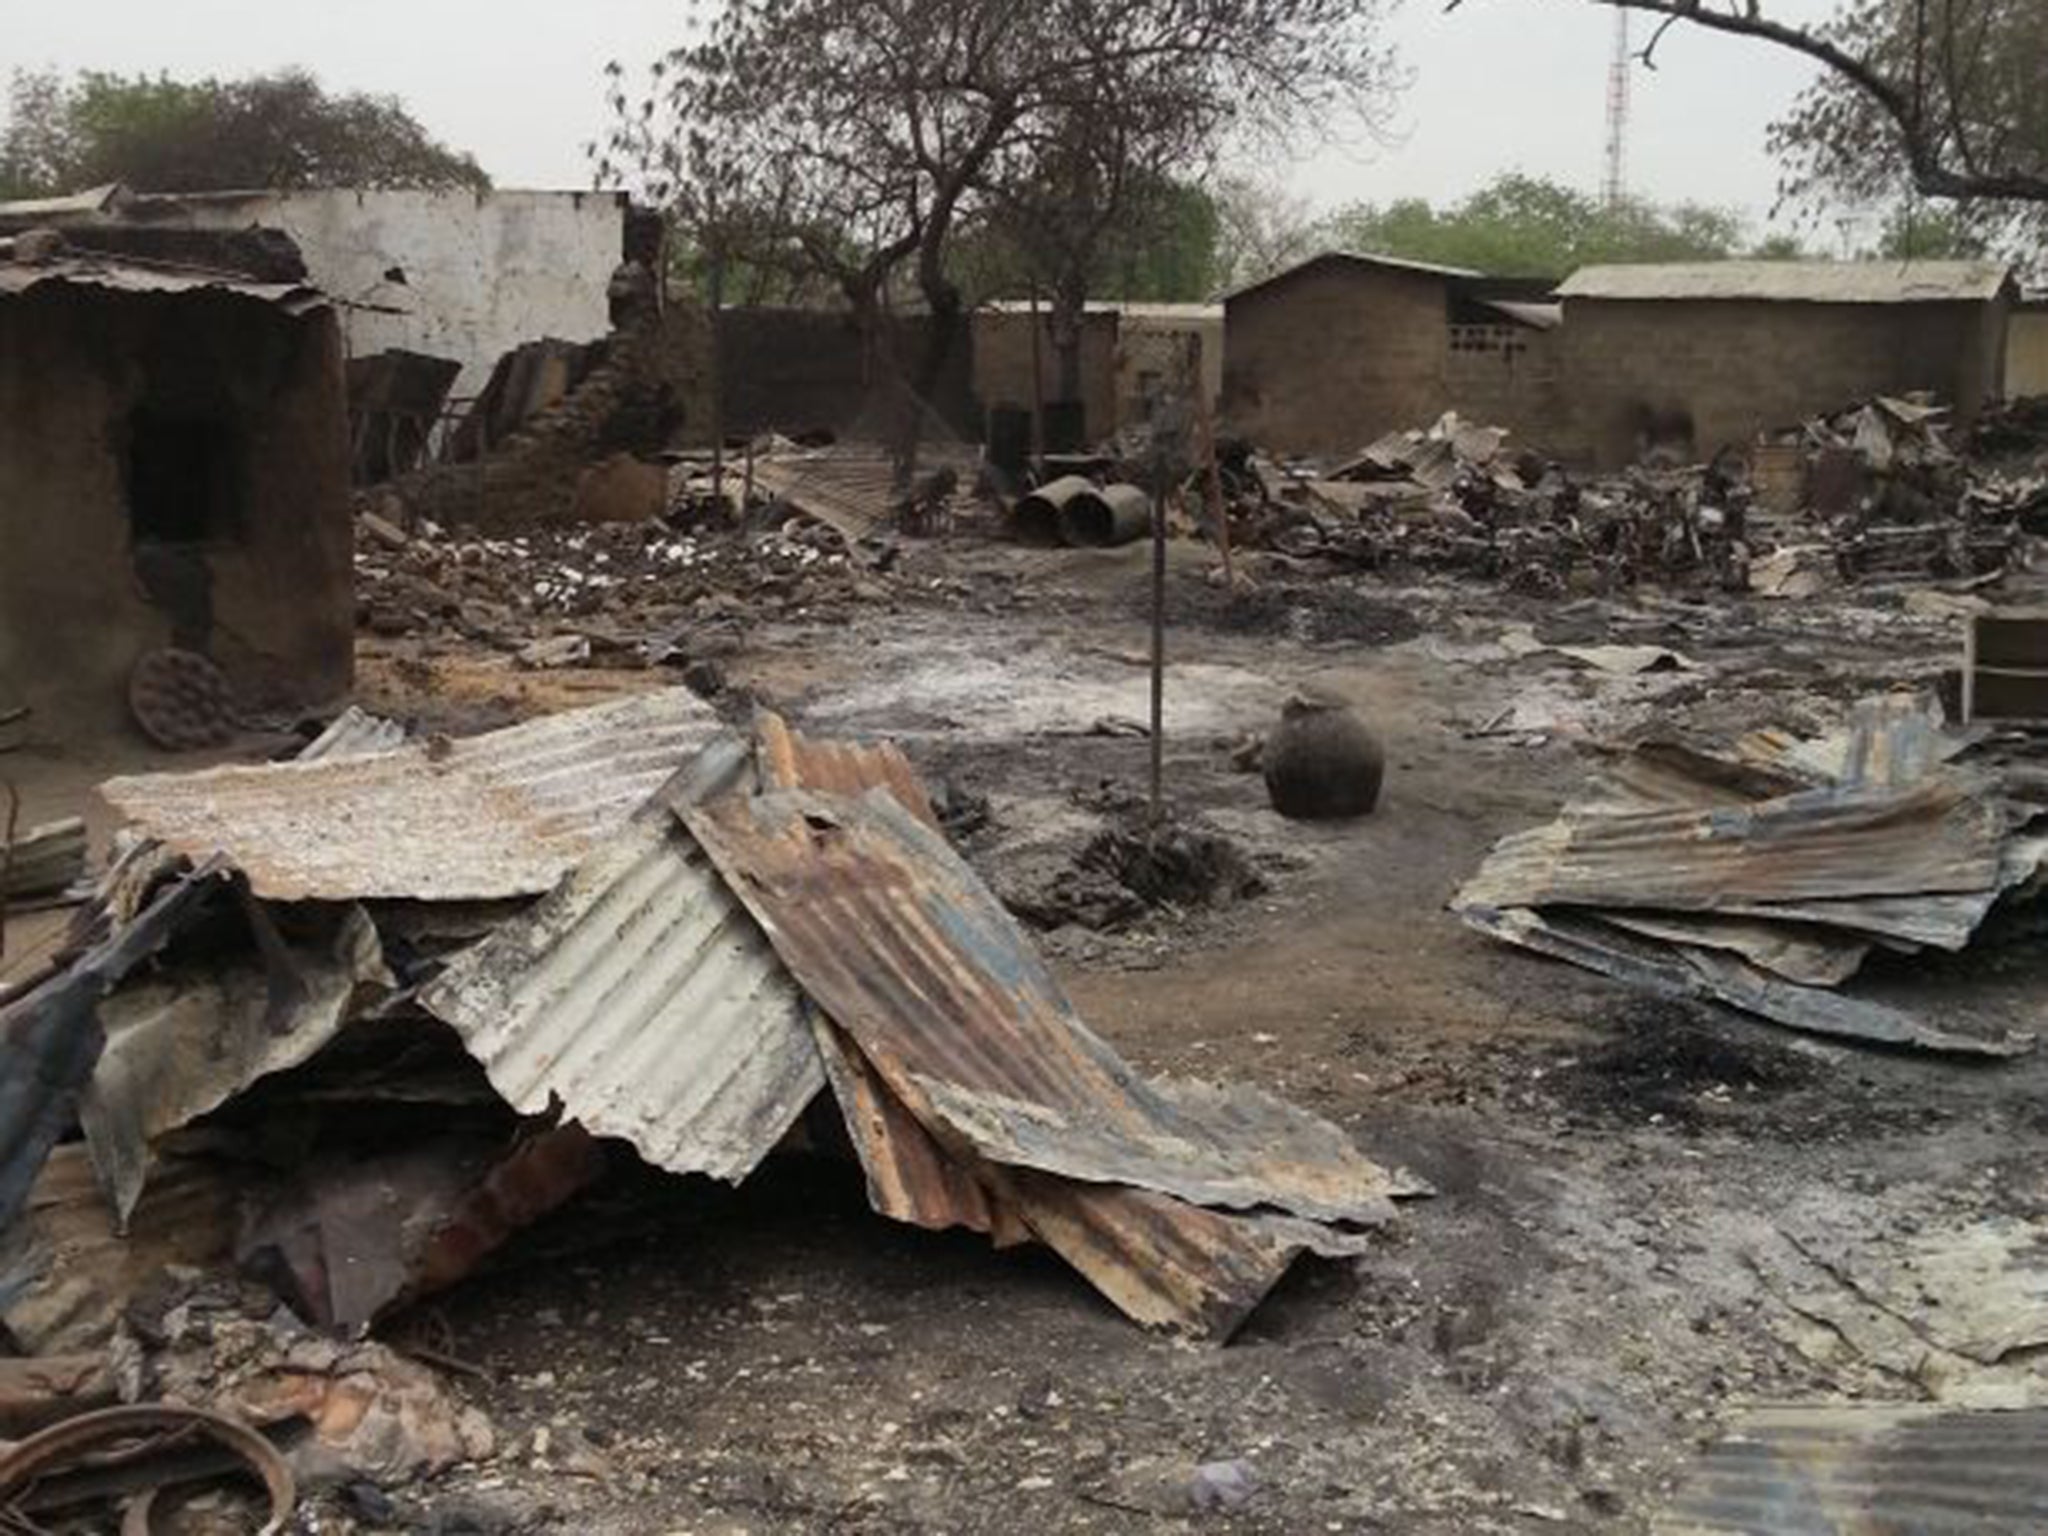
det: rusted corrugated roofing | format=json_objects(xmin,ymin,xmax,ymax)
[
  {"xmin": 100, "ymin": 691, "xmax": 721, "ymax": 901},
  {"xmin": 1559, "ymin": 259, "xmax": 2013, "ymax": 305},
  {"xmin": 1653, "ymin": 1404, "xmax": 2048, "ymax": 1535},
  {"xmin": 750, "ymin": 453, "xmax": 898, "ymax": 542},
  {"xmin": 423, "ymin": 793, "xmax": 824, "ymax": 1184},
  {"xmin": 682, "ymin": 786, "xmax": 1415, "ymax": 1227},
  {"xmin": 1458, "ymin": 777, "xmax": 2007, "ymax": 913},
  {"xmin": 752, "ymin": 712, "xmax": 937, "ymax": 829},
  {"xmin": 749, "ymin": 446, "xmax": 977, "ymax": 544}
]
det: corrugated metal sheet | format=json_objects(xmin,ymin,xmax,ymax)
[
  {"xmin": 1653, "ymin": 1404, "xmax": 2048, "ymax": 1535},
  {"xmin": 1458, "ymin": 777, "xmax": 2006, "ymax": 913},
  {"xmin": 297, "ymin": 707, "xmax": 406, "ymax": 762},
  {"xmin": 0, "ymin": 254, "xmax": 326, "ymax": 313},
  {"xmin": 992, "ymin": 1167, "xmax": 1378, "ymax": 1339},
  {"xmin": 423, "ymin": 811, "xmax": 824, "ymax": 1183},
  {"xmin": 100, "ymin": 690, "xmax": 721, "ymax": 901},
  {"xmin": 753, "ymin": 712, "xmax": 937, "ymax": 829},
  {"xmin": 1558, "ymin": 259, "xmax": 2012, "ymax": 305},
  {"xmin": 811, "ymin": 1020, "xmax": 1002, "ymax": 1237},
  {"xmin": 681, "ymin": 786, "xmax": 1417, "ymax": 1226},
  {"xmin": 1459, "ymin": 904, "xmax": 2029, "ymax": 1056},
  {"xmin": 422, "ymin": 733, "xmax": 823, "ymax": 1183},
  {"xmin": 80, "ymin": 903, "xmax": 391, "ymax": 1226},
  {"xmin": 1597, "ymin": 910, "xmax": 1869, "ymax": 987}
]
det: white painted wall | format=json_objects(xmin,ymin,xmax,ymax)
[{"xmin": 164, "ymin": 188, "xmax": 627, "ymax": 399}]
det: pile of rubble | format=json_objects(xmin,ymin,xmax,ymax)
[
  {"xmin": 353, "ymin": 506, "xmax": 886, "ymax": 647},
  {"xmin": 1240, "ymin": 400, "xmax": 2045, "ymax": 597},
  {"xmin": 0, "ymin": 693, "xmax": 1421, "ymax": 1524},
  {"xmin": 1455, "ymin": 692, "xmax": 2047, "ymax": 1056}
]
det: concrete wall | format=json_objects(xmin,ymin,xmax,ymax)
[
  {"xmin": 972, "ymin": 309, "xmax": 1120, "ymax": 442},
  {"xmin": 1223, "ymin": 263, "xmax": 1456, "ymax": 457},
  {"xmin": 153, "ymin": 189, "xmax": 628, "ymax": 400},
  {"xmin": 1559, "ymin": 296, "xmax": 2010, "ymax": 468},
  {"xmin": 0, "ymin": 286, "xmax": 352, "ymax": 737},
  {"xmin": 2008, "ymin": 308, "xmax": 2048, "ymax": 399}
]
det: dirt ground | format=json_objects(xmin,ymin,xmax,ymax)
[{"xmin": 13, "ymin": 535, "xmax": 2048, "ymax": 1534}]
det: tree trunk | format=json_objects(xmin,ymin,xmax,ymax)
[{"xmin": 1047, "ymin": 266, "xmax": 1091, "ymax": 444}]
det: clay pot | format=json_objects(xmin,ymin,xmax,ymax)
[{"xmin": 1263, "ymin": 694, "xmax": 1384, "ymax": 820}]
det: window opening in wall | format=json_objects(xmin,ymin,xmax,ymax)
[
  {"xmin": 127, "ymin": 409, "xmax": 244, "ymax": 545},
  {"xmin": 1447, "ymin": 324, "xmax": 1529, "ymax": 359}
]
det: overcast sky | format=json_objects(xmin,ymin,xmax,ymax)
[{"xmin": 9, "ymin": 0, "xmax": 1844, "ymax": 238}]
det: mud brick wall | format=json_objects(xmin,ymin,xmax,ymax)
[
  {"xmin": 0, "ymin": 285, "xmax": 352, "ymax": 736},
  {"xmin": 707, "ymin": 309, "xmax": 976, "ymax": 443},
  {"xmin": 1224, "ymin": 262, "xmax": 1453, "ymax": 457},
  {"xmin": 971, "ymin": 308, "xmax": 1120, "ymax": 443},
  {"xmin": 1559, "ymin": 296, "xmax": 2012, "ymax": 470},
  {"xmin": 1443, "ymin": 327, "xmax": 1571, "ymax": 457}
]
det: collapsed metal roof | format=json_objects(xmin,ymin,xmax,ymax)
[
  {"xmin": 100, "ymin": 691, "xmax": 722, "ymax": 902},
  {"xmin": 682, "ymin": 785, "xmax": 1416, "ymax": 1227},
  {"xmin": 1557, "ymin": 259, "xmax": 2014, "ymax": 305},
  {"xmin": 422, "ymin": 740, "xmax": 825, "ymax": 1185}
]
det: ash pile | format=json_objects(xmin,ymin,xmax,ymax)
[
  {"xmin": 1233, "ymin": 397, "xmax": 2047, "ymax": 596},
  {"xmin": 0, "ymin": 693, "xmax": 1422, "ymax": 1526}
]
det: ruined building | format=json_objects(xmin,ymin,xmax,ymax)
[{"xmin": 0, "ymin": 242, "xmax": 353, "ymax": 736}]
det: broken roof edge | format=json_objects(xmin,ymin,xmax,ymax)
[
  {"xmin": 0, "ymin": 250, "xmax": 329, "ymax": 313},
  {"xmin": 1556, "ymin": 259, "xmax": 2016, "ymax": 305},
  {"xmin": 1223, "ymin": 249, "xmax": 1487, "ymax": 305}
]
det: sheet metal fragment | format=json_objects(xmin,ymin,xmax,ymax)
[
  {"xmin": 424, "ymin": 739, "xmax": 824, "ymax": 1184},
  {"xmin": 100, "ymin": 690, "xmax": 721, "ymax": 901},
  {"xmin": 82, "ymin": 903, "xmax": 391, "ymax": 1226},
  {"xmin": 1460, "ymin": 904, "xmax": 2030, "ymax": 1057},
  {"xmin": 1652, "ymin": 1403, "xmax": 2048, "ymax": 1536},
  {"xmin": 683, "ymin": 786, "xmax": 1416, "ymax": 1224}
]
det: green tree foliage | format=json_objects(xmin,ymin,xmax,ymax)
[
  {"xmin": 1869, "ymin": 203, "xmax": 1993, "ymax": 260},
  {"xmin": 0, "ymin": 67, "xmax": 489, "ymax": 198},
  {"xmin": 1765, "ymin": 0, "xmax": 2047, "ymax": 254},
  {"xmin": 1318, "ymin": 173, "xmax": 1749, "ymax": 278}
]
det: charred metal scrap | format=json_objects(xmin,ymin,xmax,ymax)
[
  {"xmin": 0, "ymin": 689, "xmax": 1423, "ymax": 1361},
  {"xmin": 1231, "ymin": 399, "xmax": 2044, "ymax": 596},
  {"xmin": 1455, "ymin": 692, "xmax": 2046, "ymax": 1055}
]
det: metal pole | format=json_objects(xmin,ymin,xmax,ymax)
[
  {"xmin": 708, "ymin": 248, "xmax": 727, "ymax": 514},
  {"xmin": 1149, "ymin": 465, "xmax": 1166, "ymax": 833},
  {"xmin": 1028, "ymin": 286, "xmax": 1046, "ymax": 474}
]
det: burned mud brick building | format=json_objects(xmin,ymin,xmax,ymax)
[
  {"xmin": 1555, "ymin": 260, "xmax": 2018, "ymax": 469},
  {"xmin": 0, "ymin": 250, "xmax": 352, "ymax": 736},
  {"xmin": 1221, "ymin": 251, "xmax": 1565, "ymax": 458}
]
